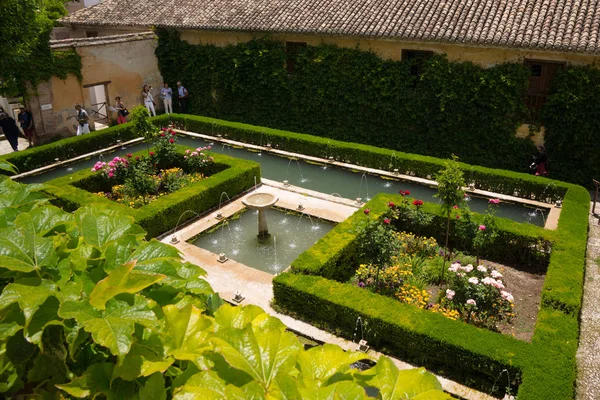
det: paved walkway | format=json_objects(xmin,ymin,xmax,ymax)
[
  {"xmin": 0, "ymin": 136, "xmax": 30, "ymax": 156},
  {"xmin": 576, "ymin": 203, "xmax": 600, "ymax": 399},
  {"xmin": 163, "ymin": 182, "xmax": 498, "ymax": 400}
]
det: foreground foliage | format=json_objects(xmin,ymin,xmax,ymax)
[{"xmin": 0, "ymin": 177, "xmax": 449, "ymax": 399}]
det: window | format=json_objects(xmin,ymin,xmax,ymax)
[
  {"xmin": 286, "ymin": 42, "xmax": 307, "ymax": 75},
  {"xmin": 523, "ymin": 59, "xmax": 565, "ymax": 122},
  {"xmin": 402, "ymin": 50, "xmax": 434, "ymax": 77}
]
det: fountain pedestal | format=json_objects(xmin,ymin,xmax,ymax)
[{"xmin": 242, "ymin": 193, "xmax": 279, "ymax": 239}]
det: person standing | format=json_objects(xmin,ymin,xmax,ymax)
[
  {"xmin": 17, "ymin": 107, "xmax": 34, "ymax": 148},
  {"xmin": 533, "ymin": 145, "xmax": 549, "ymax": 176},
  {"xmin": 143, "ymin": 85, "xmax": 156, "ymax": 117},
  {"xmin": 75, "ymin": 104, "xmax": 90, "ymax": 135},
  {"xmin": 115, "ymin": 97, "xmax": 128, "ymax": 125},
  {"xmin": 0, "ymin": 108, "xmax": 21, "ymax": 152},
  {"xmin": 161, "ymin": 82, "xmax": 173, "ymax": 114},
  {"xmin": 177, "ymin": 81, "xmax": 189, "ymax": 114}
]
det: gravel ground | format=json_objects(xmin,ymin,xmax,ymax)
[{"xmin": 576, "ymin": 204, "xmax": 600, "ymax": 400}]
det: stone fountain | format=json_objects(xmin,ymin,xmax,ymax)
[{"xmin": 242, "ymin": 192, "xmax": 279, "ymax": 239}]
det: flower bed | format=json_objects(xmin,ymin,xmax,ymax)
[
  {"xmin": 88, "ymin": 129, "xmax": 214, "ymax": 209},
  {"xmin": 273, "ymin": 184, "xmax": 588, "ymax": 399}
]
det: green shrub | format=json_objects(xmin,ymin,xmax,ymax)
[{"xmin": 156, "ymin": 31, "xmax": 537, "ymax": 174}]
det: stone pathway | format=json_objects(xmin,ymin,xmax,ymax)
[
  {"xmin": 576, "ymin": 203, "xmax": 600, "ymax": 399},
  {"xmin": 0, "ymin": 136, "xmax": 30, "ymax": 156}
]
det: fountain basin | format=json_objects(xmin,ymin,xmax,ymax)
[{"xmin": 242, "ymin": 193, "xmax": 279, "ymax": 210}]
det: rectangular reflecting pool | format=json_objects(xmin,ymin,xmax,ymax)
[{"xmin": 189, "ymin": 208, "xmax": 334, "ymax": 274}]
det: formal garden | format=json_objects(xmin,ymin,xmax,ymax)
[{"xmin": 0, "ymin": 110, "xmax": 588, "ymax": 399}]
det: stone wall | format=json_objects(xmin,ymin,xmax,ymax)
[{"xmin": 28, "ymin": 34, "xmax": 163, "ymax": 141}]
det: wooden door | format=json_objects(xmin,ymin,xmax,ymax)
[{"xmin": 524, "ymin": 59, "xmax": 565, "ymax": 121}]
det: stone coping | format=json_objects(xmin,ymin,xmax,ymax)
[
  {"xmin": 175, "ymin": 129, "xmax": 561, "ymax": 230},
  {"xmin": 11, "ymin": 137, "xmax": 143, "ymax": 180}
]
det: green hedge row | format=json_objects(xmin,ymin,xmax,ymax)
[
  {"xmin": 43, "ymin": 147, "xmax": 261, "ymax": 238},
  {"xmin": 0, "ymin": 115, "xmax": 170, "ymax": 175},
  {"xmin": 168, "ymin": 114, "xmax": 567, "ymax": 203},
  {"xmin": 275, "ymin": 184, "xmax": 588, "ymax": 398}
]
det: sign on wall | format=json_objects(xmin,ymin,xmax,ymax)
[{"xmin": 40, "ymin": 104, "xmax": 53, "ymax": 111}]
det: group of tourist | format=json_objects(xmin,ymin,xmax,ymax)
[
  {"xmin": 0, "ymin": 106, "xmax": 35, "ymax": 152},
  {"xmin": 115, "ymin": 81, "xmax": 189, "ymax": 123}
]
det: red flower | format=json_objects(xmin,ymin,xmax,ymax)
[
  {"xmin": 169, "ymin": 138, "xmax": 175, "ymax": 143},
  {"xmin": 456, "ymin": 215, "xmax": 461, "ymax": 219},
  {"xmin": 160, "ymin": 133, "xmax": 166, "ymax": 137},
  {"xmin": 364, "ymin": 208, "xmax": 371, "ymax": 215},
  {"xmin": 126, "ymin": 153, "xmax": 132, "ymax": 158},
  {"xmin": 388, "ymin": 201, "xmax": 395, "ymax": 208},
  {"xmin": 412, "ymin": 199, "xmax": 423, "ymax": 208},
  {"xmin": 161, "ymin": 127, "xmax": 167, "ymax": 131},
  {"xmin": 383, "ymin": 218, "xmax": 391, "ymax": 224},
  {"xmin": 453, "ymin": 205, "xmax": 459, "ymax": 209},
  {"xmin": 149, "ymin": 151, "xmax": 155, "ymax": 156},
  {"xmin": 405, "ymin": 190, "xmax": 410, "ymax": 195},
  {"xmin": 171, "ymin": 131, "xmax": 176, "ymax": 136},
  {"xmin": 135, "ymin": 156, "xmax": 140, "ymax": 161}
]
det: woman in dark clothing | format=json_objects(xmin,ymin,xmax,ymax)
[
  {"xmin": 0, "ymin": 108, "xmax": 20, "ymax": 152},
  {"xmin": 533, "ymin": 145, "xmax": 548, "ymax": 176}
]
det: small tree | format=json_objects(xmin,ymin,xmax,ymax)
[
  {"xmin": 130, "ymin": 105, "xmax": 156, "ymax": 154},
  {"xmin": 473, "ymin": 200, "xmax": 500, "ymax": 264},
  {"xmin": 434, "ymin": 155, "xmax": 466, "ymax": 281}
]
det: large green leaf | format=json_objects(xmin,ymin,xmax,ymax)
[
  {"xmin": 139, "ymin": 372, "xmax": 167, "ymax": 400},
  {"xmin": 0, "ymin": 160, "xmax": 17, "ymax": 174},
  {"xmin": 56, "ymin": 362, "xmax": 113, "ymax": 398},
  {"xmin": 0, "ymin": 227, "xmax": 55, "ymax": 272},
  {"xmin": 298, "ymin": 380, "xmax": 367, "ymax": 400},
  {"xmin": 89, "ymin": 261, "xmax": 165, "ymax": 310},
  {"xmin": 213, "ymin": 303, "xmax": 265, "ymax": 330},
  {"xmin": 25, "ymin": 296, "xmax": 62, "ymax": 345},
  {"xmin": 14, "ymin": 205, "xmax": 72, "ymax": 236},
  {"xmin": 59, "ymin": 296, "xmax": 157, "ymax": 358},
  {"xmin": 112, "ymin": 342, "xmax": 174, "ymax": 381},
  {"xmin": 297, "ymin": 344, "xmax": 371, "ymax": 387},
  {"xmin": 173, "ymin": 370, "xmax": 263, "ymax": 400},
  {"xmin": 357, "ymin": 358, "xmax": 449, "ymax": 399},
  {"xmin": 162, "ymin": 304, "xmax": 213, "ymax": 364},
  {"xmin": 0, "ymin": 179, "xmax": 48, "ymax": 211},
  {"xmin": 103, "ymin": 235, "xmax": 139, "ymax": 272},
  {"xmin": 211, "ymin": 305, "xmax": 301, "ymax": 390},
  {"xmin": 74, "ymin": 206, "xmax": 139, "ymax": 249},
  {"xmin": 0, "ymin": 280, "xmax": 56, "ymax": 326}
]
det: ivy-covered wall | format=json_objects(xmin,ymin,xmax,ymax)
[
  {"xmin": 543, "ymin": 66, "xmax": 600, "ymax": 187},
  {"xmin": 155, "ymin": 30, "xmax": 537, "ymax": 173}
]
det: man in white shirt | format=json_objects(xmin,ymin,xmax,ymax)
[
  {"xmin": 75, "ymin": 104, "xmax": 90, "ymax": 135},
  {"xmin": 161, "ymin": 82, "xmax": 173, "ymax": 114},
  {"xmin": 177, "ymin": 81, "xmax": 189, "ymax": 114}
]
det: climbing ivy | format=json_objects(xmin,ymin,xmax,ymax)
[
  {"xmin": 542, "ymin": 65, "xmax": 600, "ymax": 187},
  {"xmin": 155, "ymin": 29, "xmax": 536, "ymax": 173}
]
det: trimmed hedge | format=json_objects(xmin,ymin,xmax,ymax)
[
  {"xmin": 43, "ymin": 146, "xmax": 260, "ymax": 238},
  {"xmin": 168, "ymin": 114, "xmax": 567, "ymax": 203},
  {"xmin": 0, "ymin": 115, "xmax": 170, "ymax": 175},
  {"xmin": 274, "ymin": 185, "xmax": 587, "ymax": 399}
]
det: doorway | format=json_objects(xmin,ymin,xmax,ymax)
[
  {"xmin": 523, "ymin": 59, "xmax": 565, "ymax": 122},
  {"xmin": 85, "ymin": 82, "xmax": 110, "ymax": 128}
]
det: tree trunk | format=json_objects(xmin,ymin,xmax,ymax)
[{"xmin": 441, "ymin": 214, "xmax": 451, "ymax": 283}]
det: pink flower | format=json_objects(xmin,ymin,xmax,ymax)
[
  {"xmin": 468, "ymin": 277, "xmax": 479, "ymax": 285},
  {"xmin": 161, "ymin": 127, "xmax": 167, "ymax": 131},
  {"xmin": 207, "ymin": 146, "xmax": 212, "ymax": 150},
  {"xmin": 445, "ymin": 289, "xmax": 455, "ymax": 300},
  {"xmin": 453, "ymin": 205, "xmax": 459, "ymax": 209},
  {"xmin": 383, "ymin": 218, "xmax": 390, "ymax": 225},
  {"xmin": 501, "ymin": 291, "xmax": 514, "ymax": 302},
  {"xmin": 491, "ymin": 270, "xmax": 503, "ymax": 279},
  {"xmin": 477, "ymin": 265, "xmax": 487, "ymax": 272},
  {"xmin": 466, "ymin": 299, "xmax": 476, "ymax": 306},
  {"xmin": 448, "ymin": 263, "xmax": 460, "ymax": 273},
  {"xmin": 464, "ymin": 193, "xmax": 468, "ymax": 198},
  {"xmin": 108, "ymin": 172, "xmax": 114, "ymax": 178},
  {"xmin": 184, "ymin": 156, "xmax": 188, "ymax": 159},
  {"xmin": 185, "ymin": 149, "xmax": 191, "ymax": 154},
  {"xmin": 209, "ymin": 157, "xmax": 214, "ymax": 161},
  {"xmin": 489, "ymin": 198, "xmax": 500, "ymax": 204},
  {"xmin": 364, "ymin": 208, "xmax": 370, "ymax": 215},
  {"xmin": 462, "ymin": 264, "xmax": 473, "ymax": 273},
  {"xmin": 482, "ymin": 277, "xmax": 496, "ymax": 286},
  {"xmin": 191, "ymin": 151, "xmax": 198, "ymax": 156},
  {"xmin": 478, "ymin": 225, "xmax": 486, "ymax": 231}
]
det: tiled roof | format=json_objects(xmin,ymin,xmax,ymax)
[
  {"xmin": 60, "ymin": 0, "xmax": 600, "ymax": 54},
  {"xmin": 50, "ymin": 32, "xmax": 155, "ymax": 49}
]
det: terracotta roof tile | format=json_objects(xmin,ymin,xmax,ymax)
[{"xmin": 60, "ymin": 0, "xmax": 600, "ymax": 54}]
